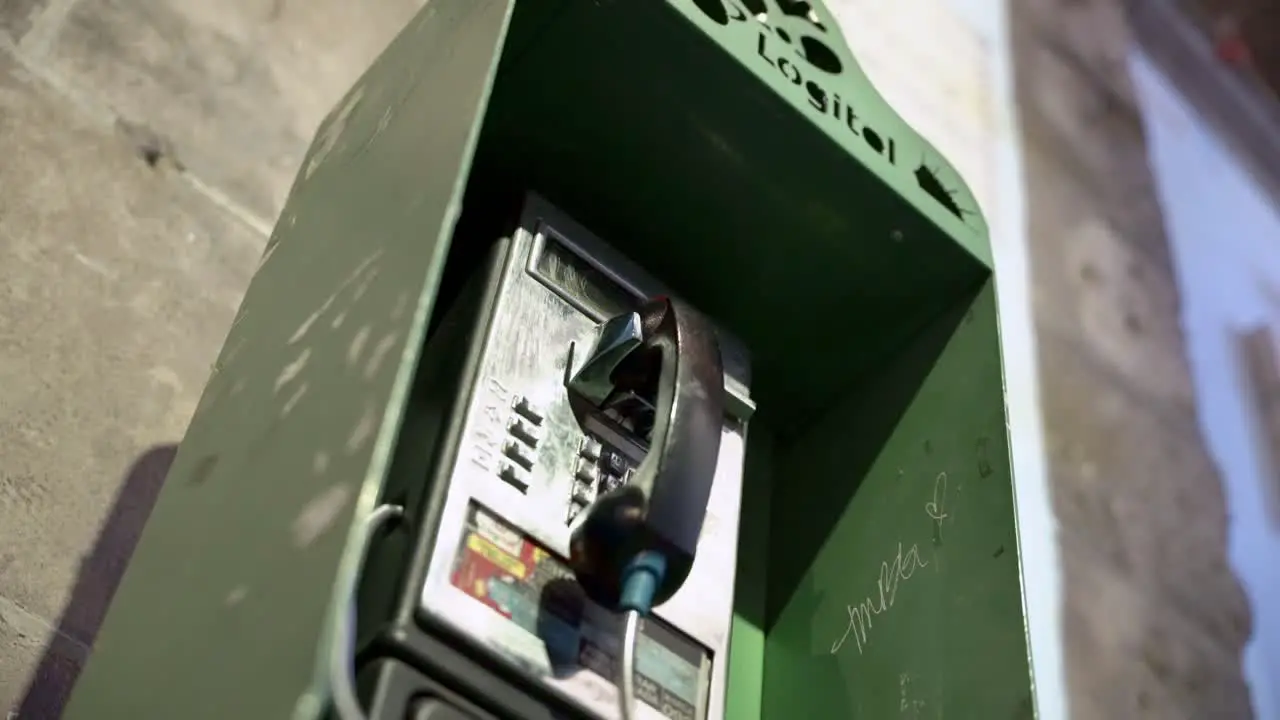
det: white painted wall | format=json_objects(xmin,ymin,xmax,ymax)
[
  {"xmin": 1130, "ymin": 50, "xmax": 1280, "ymax": 720},
  {"xmin": 830, "ymin": 3, "xmax": 1066, "ymax": 719}
]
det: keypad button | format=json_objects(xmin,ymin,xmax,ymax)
[
  {"xmin": 574, "ymin": 458, "xmax": 600, "ymax": 485},
  {"xmin": 508, "ymin": 417, "xmax": 541, "ymax": 448},
  {"xmin": 498, "ymin": 462, "xmax": 529, "ymax": 492},
  {"xmin": 502, "ymin": 441, "xmax": 535, "ymax": 471},
  {"xmin": 600, "ymin": 473, "xmax": 626, "ymax": 494},
  {"xmin": 572, "ymin": 481, "xmax": 595, "ymax": 505},
  {"xmin": 566, "ymin": 500, "xmax": 588, "ymax": 525},
  {"xmin": 578, "ymin": 436, "xmax": 603, "ymax": 462},
  {"xmin": 513, "ymin": 396, "xmax": 544, "ymax": 425},
  {"xmin": 602, "ymin": 451, "xmax": 629, "ymax": 477}
]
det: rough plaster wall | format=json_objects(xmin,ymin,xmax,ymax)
[{"xmin": 1012, "ymin": 0, "xmax": 1255, "ymax": 716}]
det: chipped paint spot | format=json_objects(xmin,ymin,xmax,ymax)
[
  {"xmin": 281, "ymin": 381, "xmax": 309, "ymax": 417},
  {"xmin": 347, "ymin": 326, "xmax": 371, "ymax": 367},
  {"xmin": 225, "ymin": 585, "xmax": 249, "ymax": 606},
  {"xmin": 291, "ymin": 483, "xmax": 354, "ymax": 547},
  {"xmin": 391, "ymin": 292, "xmax": 410, "ymax": 320},
  {"xmin": 275, "ymin": 348, "xmax": 312, "ymax": 392},
  {"xmin": 191, "ymin": 385, "xmax": 220, "ymax": 418},
  {"xmin": 73, "ymin": 252, "xmax": 116, "ymax": 279},
  {"xmin": 287, "ymin": 213, "xmax": 297, "ymax": 228},
  {"xmin": 363, "ymin": 332, "xmax": 399, "ymax": 381},
  {"xmin": 287, "ymin": 248, "xmax": 384, "ymax": 347},
  {"xmin": 222, "ymin": 336, "xmax": 247, "ymax": 367},
  {"xmin": 346, "ymin": 402, "xmax": 378, "ymax": 455},
  {"xmin": 305, "ymin": 85, "xmax": 364, "ymax": 180},
  {"xmin": 353, "ymin": 267, "xmax": 379, "ymax": 301},
  {"xmin": 313, "ymin": 451, "xmax": 330, "ymax": 475},
  {"xmin": 259, "ymin": 237, "xmax": 279, "ymax": 269},
  {"xmin": 290, "ymin": 308, "xmax": 325, "ymax": 345},
  {"xmin": 345, "ymin": 250, "xmax": 384, "ymax": 288}
]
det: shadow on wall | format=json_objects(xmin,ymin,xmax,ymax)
[{"xmin": 13, "ymin": 444, "xmax": 178, "ymax": 720}]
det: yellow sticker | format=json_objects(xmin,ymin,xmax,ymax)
[{"xmin": 467, "ymin": 534, "xmax": 527, "ymax": 580}]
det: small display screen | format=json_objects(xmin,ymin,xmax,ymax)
[
  {"xmin": 529, "ymin": 230, "xmax": 640, "ymax": 322},
  {"xmin": 450, "ymin": 504, "xmax": 710, "ymax": 720}
]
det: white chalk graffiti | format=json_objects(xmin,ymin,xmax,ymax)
[
  {"xmin": 830, "ymin": 470, "xmax": 954, "ymax": 656},
  {"xmin": 830, "ymin": 541, "xmax": 929, "ymax": 655}
]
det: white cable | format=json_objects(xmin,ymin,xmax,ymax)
[
  {"xmin": 331, "ymin": 503, "xmax": 404, "ymax": 720},
  {"xmin": 618, "ymin": 609, "xmax": 641, "ymax": 720}
]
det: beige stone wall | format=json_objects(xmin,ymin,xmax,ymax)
[{"xmin": 1014, "ymin": 0, "xmax": 1254, "ymax": 716}]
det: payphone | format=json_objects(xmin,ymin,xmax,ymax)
[
  {"xmin": 353, "ymin": 195, "xmax": 754, "ymax": 720},
  {"xmin": 61, "ymin": 0, "xmax": 1036, "ymax": 718}
]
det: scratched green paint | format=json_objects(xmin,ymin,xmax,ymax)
[
  {"xmin": 64, "ymin": 0, "xmax": 1031, "ymax": 717},
  {"xmin": 61, "ymin": 1, "xmax": 516, "ymax": 718},
  {"xmin": 758, "ymin": 281, "xmax": 1033, "ymax": 719}
]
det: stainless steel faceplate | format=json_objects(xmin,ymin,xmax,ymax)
[{"xmin": 418, "ymin": 196, "xmax": 751, "ymax": 720}]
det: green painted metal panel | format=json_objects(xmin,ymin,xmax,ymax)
[
  {"xmin": 761, "ymin": 280, "xmax": 1032, "ymax": 718},
  {"xmin": 61, "ymin": 1, "xmax": 515, "ymax": 718}
]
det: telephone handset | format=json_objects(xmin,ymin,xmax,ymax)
[{"xmin": 568, "ymin": 296, "xmax": 725, "ymax": 612}]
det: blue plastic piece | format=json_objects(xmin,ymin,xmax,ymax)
[{"xmin": 619, "ymin": 551, "xmax": 668, "ymax": 615}]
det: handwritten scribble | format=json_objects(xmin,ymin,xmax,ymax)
[
  {"xmin": 924, "ymin": 471, "xmax": 949, "ymax": 542},
  {"xmin": 830, "ymin": 542, "xmax": 929, "ymax": 655},
  {"xmin": 899, "ymin": 673, "xmax": 927, "ymax": 716},
  {"xmin": 976, "ymin": 437, "xmax": 993, "ymax": 478}
]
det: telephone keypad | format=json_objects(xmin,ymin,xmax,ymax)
[
  {"xmin": 494, "ymin": 395, "xmax": 542, "ymax": 494},
  {"xmin": 565, "ymin": 431, "xmax": 641, "ymax": 524}
]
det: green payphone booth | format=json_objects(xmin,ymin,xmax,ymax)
[{"xmin": 63, "ymin": 0, "xmax": 1035, "ymax": 718}]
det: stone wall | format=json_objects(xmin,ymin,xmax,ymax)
[{"xmin": 1014, "ymin": 0, "xmax": 1254, "ymax": 716}]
